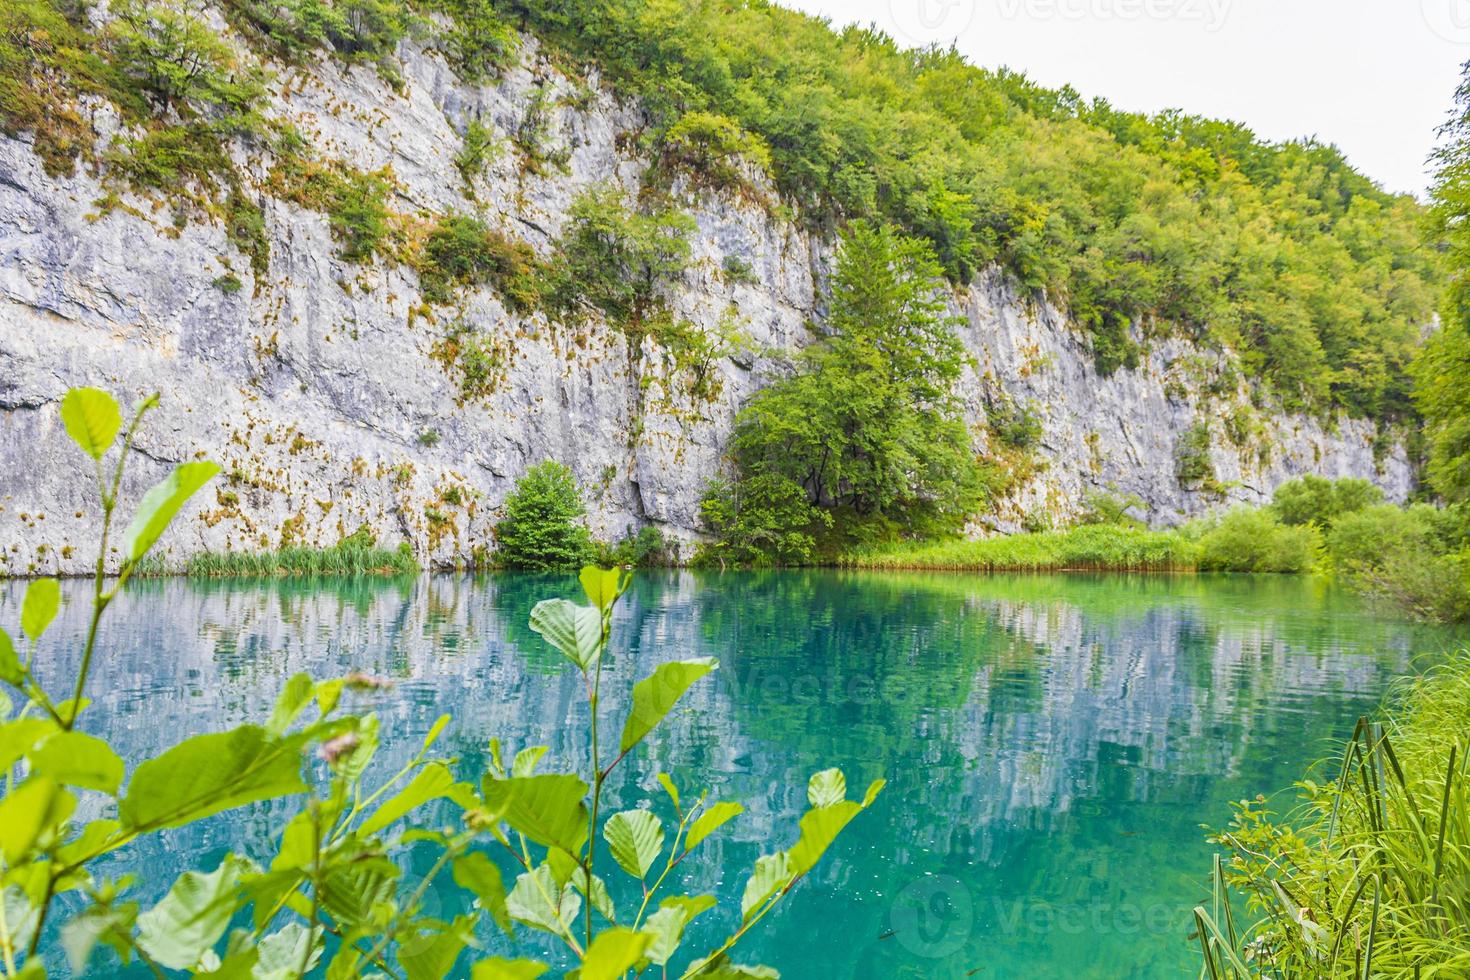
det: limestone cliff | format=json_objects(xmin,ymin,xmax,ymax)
[{"xmin": 0, "ymin": 31, "xmax": 1415, "ymax": 574}]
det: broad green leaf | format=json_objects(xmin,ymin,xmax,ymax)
[
  {"xmin": 620, "ymin": 658, "xmax": 718, "ymax": 753},
  {"xmin": 528, "ymin": 599, "xmax": 604, "ymax": 672},
  {"xmin": 571, "ymin": 867, "xmax": 616, "ymax": 924},
  {"xmin": 55, "ymin": 818, "xmax": 119, "ymax": 866},
  {"xmin": 604, "ymin": 809, "xmax": 663, "ymax": 880},
  {"xmin": 28, "ymin": 730, "xmax": 124, "ymax": 794},
  {"xmin": 3, "ymin": 888, "xmax": 39, "ymax": 961},
  {"xmin": 136, "ymin": 855, "xmax": 247, "ymax": 970},
  {"xmin": 120, "ymin": 725, "xmax": 308, "ymax": 831},
  {"xmin": 642, "ymin": 894, "xmax": 716, "ymax": 966},
  {"xmin": 0, "ymin": 718, "xmax": 55, "ymax": 769},
  {"xmin": 578, "ymin": 566, "xmax": 627, "ymax": 612},
  {"xmin": 506, "ymin": 864, "xmax": 579, "ymax": 936},
  {"xmin": 317, "ymin": 851, "xmax": 400, "ymax": 933},
  {"xmin": 401, "ymin": 914, "xmax": 474, "ymax": 980},
  {"xmin": 861, "ymin": 778, "xmax": 885, "ymax": 807},
  {"xmin": 0, "ymin": 776, "xmax": 74, "ymax": 864},
  {"xmin": 254, "ymin": 923, "xmax": 322, "ymax": 980},
  {"xmin": 512, "ymin": 745, "xmax": 547, "ymax": 777},
  {"xmin": 121, "ymin": 461, "xmax": 221, "ymax": 562},
  {"xmin": 686, "ymin": 801, "xmax": 743, "ymax": 852},
  {"xmin": 452, "ymin": 851, "xmax": 511, "ymax": 935},
  {"xmin": 657, "ymin": 772, "xmax": 680, "ymax": 810},
  {"xmin": 740, "ymin": 852, "xmax": 792, "ymax": 921},
  {"xmin": 785, "ymin": 801, "xmax": 862, "ymax": 876},
  {"xmin": 471, "ymin": 959, "xmax": 549, "ymax": 980},
  {"xmin": 358, "ymin": 762, "xmax": 454, "ymax": 836},
  {"xmin": 807, "ymin": 768, "xmax": 846, "ymax": 808},
  {"xmin": 578, "ymin": 927, "xmax": 651, "ymax": 980},
  {"xmin": 266, "ymin": 674, "xmax": 315, "ymax": 737},
  {"xmin": 481, "ymin": 774, "xmax": 590, "ymax": 854},
  {"xmin": 193, "ymin": 939, "xmax": 258, "ymax": 980},
  {"xmin": 20, "ymin": 579, "xmax": 60, "ymax": 642},
  {"xmin": 61, "ymin": 387, "xmax": 121, "ymax": 460},
  {"xmin": 0, "ymin": 628, "xmax": 21, "ymax": 686}
]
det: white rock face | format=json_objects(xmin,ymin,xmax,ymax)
[{"xmin": 0, "ymin": 33, "xmax": 1414, "ymax": 575}]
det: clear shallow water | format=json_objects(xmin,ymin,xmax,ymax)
[{"xmin": 6, "ymin": 571, "xmax": 1469, "ymax": 979}]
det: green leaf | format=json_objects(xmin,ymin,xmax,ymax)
[
  {"xmin": 471, "ymin": 959, "xmax": 549, "ymax": 980},
  {"xmin": 686, "ymin": 960, "xmax": 780, "ymax": 979},
  {"xmin": 506, "ymin": 864, "xmax": 579, "ymax": 936},
  {"xmin": 578, "ymin": 565, "xmax": 627, "ymax": 612},
  {"xmin": 806, "ymin": 768, "xmax": 846, "ymax": 809},
  {"xmin": 604, "ymin": 809, "xmax": 664, "ymax": 880},
  {"xmin": 571, "ymin": 867, "xmax": 616, "ymax": 924},
  {"xmin": 121, "ymin": 461, "xmax": 221, "ymax": 563},
  {"xmin": 527, "ymin": 598, "xmax": 604, "ymax": 672},
  {"xmin": 481, "ymin": 774, "xmax": 590, "ymax": 854},
  {"xmin": 423, "ymin": 713, "xmax": 450, "ymax": 750},
  {"xmin": 266, "ymin": 674, "xmax": 315, "ymax": 737},
  {"xmin": 657, "ymin": 772, "xmax": 680, "ymax": 810},
  {"xmin": 642, "ymin": 894, "xmax": 716, "ymax": 966},
  {"xmin": 0, "ymin": 776, "xmax": 75, "ymax": 864},
  {"xmin": 254, "ymin": 923, "xmax": 322, "ymax": 980},
  {"xmin": 401, "ymin": 914, "xmax": 474, "ymax": 980},
  {"xmin": 61, "ymin": 387, "xmax": 121, "ymax": 460},
  {"xmin": 0, "ymin": 628, "xmax": 21, "ymax": 686},
  {"xmin": 739, "ymin": 852, "xmax": 792, "ymax": 921},
  {"xmin": 0, "ymin": 718, "xmax": 54, "ymax": 769},
  {"xmin": 358, "ymin": 762, "xmax": 454, "ymax": 836},
  {"xmin": 452, "ymin": 851, "xmax": 511, "ymax": 935},
  {"xmin": 28, "ymin": 730, "xmax": 124, "ymax": 794},
  {"xmin": 686, "ymin": 800, "xmax": 743, "ymax": 852},
  {"xmin": 620, "ymin": 658, "xmax": 718, "ymax": 753},
  {"xmin": 785, "ymin": 802, "xmax": 862, "ymax": 877},
  {"xmin": 20, "ymin": 579, "xmax": 60, "ymax": 642},
  {"xmin": 861, "ymin": 777, "xmax": 886, "ymax": 808},
  {"xmin": 60, "ymin": 901, "xmax": 134, "ymax": 975},
  {"xmin": 512, "ymin": 745, "xmax": 547, "ymax": 777},
  {"xmin": 120, "ymin": 725, "xmax": 308, "ymax": 831},
  {"xmin": 578, "ymin": 927, "xmax": 652, "ymax": 980},
  {"xmin": 136, "ymin": 855, "xmax": 247, "ymax": 970}
]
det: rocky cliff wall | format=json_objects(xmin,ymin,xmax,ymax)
[{"xmin": 0, "ymin": 32, "xmax": 1414, "ymax": 574}]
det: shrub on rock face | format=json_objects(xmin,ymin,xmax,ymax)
[{"xmin": 495, "ymin": 461, "xmax": 595, "ymax": 570}]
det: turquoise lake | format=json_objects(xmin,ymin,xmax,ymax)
[{"xmin": 8, "ymin": 570, "xmax": 1470, "ymax": 978}]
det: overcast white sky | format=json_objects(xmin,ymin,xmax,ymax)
[{"xmin": 784, "ymin": 0, "xmax": 1470, "ymax": 198}]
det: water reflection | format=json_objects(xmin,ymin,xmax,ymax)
[{"xmin": 4, "ymin": 571, "xmax": 1466, "ymax": 978}]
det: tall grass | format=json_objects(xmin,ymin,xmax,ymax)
[
  {"xmin": 843, "ymin": 524, "xmax": 1200, "ymax": 572},
  {"xmin": 185, "ymin": 539, "xmax": 419, "ymax": 577},
  {"xmin": 1198, "ymin": 656, "xmax": 1470, "ymax": 977}
]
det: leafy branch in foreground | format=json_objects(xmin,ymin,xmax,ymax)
[{"xmin": 0, "ymin": 385, "xmax": 881, "ymax": 977}]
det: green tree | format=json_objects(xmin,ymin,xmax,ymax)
[
  {"xmin": 704, "ymin": 222, "xmax": 982, "ymax": 562},
  {"xmin": 1270, "ymin": 475, "xmax": 1382, "ymax": 527},
  {"xmin": 496, "ymin": 461, "xmax": 596, "ymax": 570}
]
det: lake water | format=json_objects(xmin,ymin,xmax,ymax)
[{"xmin": 7, "ymin": 571, "xmax": 1469, "ymax": 978}]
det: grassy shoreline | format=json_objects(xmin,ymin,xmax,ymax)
[{"xmin": 841, "ymin": 525, "xmax": 1202, "ymax": 573}]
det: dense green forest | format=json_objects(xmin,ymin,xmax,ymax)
[{"xmin": 0, "ymin": 0, "xmax": 1443, "ymax": 421}]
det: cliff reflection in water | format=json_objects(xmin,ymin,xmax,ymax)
[{"xmin": 5, "ymin": 571, "xmax": 1465, "ymax": 979}]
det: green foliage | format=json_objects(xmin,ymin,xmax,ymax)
[
  {"xmin": 1174, "ymin": 421, "xmax": 1215, "ymax": 488},
  {"xmin": 495, "ymin": 0, "xmax": 1438, "ymax": 418},
  {"xmin": 1200, "ymin": 659, "xmax": 1470, "ymax": 977},
  {"xmin": 271, "ymin": 156, "xmax": 397, "ymax": 263},
  {"xmin": 3, "ymin": 387, "xmax": 878, "ymax": 979},
  {"xmin": 1419, "ymin": 67, "xmax": 1470, "ymax": 503},
  {"xmin": 1195, "ymin": 507, "xmax": 1320, "ymax": 574},
  {"xmin": 428, "ymin": 0, "xmax": 519, "ymax": 80},
  {"xmin": 185, "ymin": 528, "xmax": 418, "ymax": 577},
  {"xmin": 455, "ymin": 117, "xmax": 502, "ymax": 187},
  {"xmin": 495, "ymin": 461, "xmax": 595, "ymax": 570},
  {"xmin": 598, "ymin": 525, "xmax": 672, "ymax": 567},
  {"xmin": 659, "ymin": 111, "xmax": 771, "ymax": 193},
  {"xmin": 1075, "ymin": 489, "xmax": 1147, "ymax": 529},
  {"xmin": 1326, "ymin": 505, "xmax": 1470, "ymax": 622},
  {"xmin": 419, "ymin": 215, "xmax": 541, "ymax": 309},
  {"xmin": 546, "ymin": 185, "xmax": 695, "ymax": 328},
  {"xmin": 1271, "ymin": 474, "xmax": 1383, "ymax": 527},
  {"xmin": 985, "ymin": 394, "xmax": 1044, "ymax": 450},
  {"xmin": 703, "ymin": 222, "xmax": 981, "ymax": 564},
  {"xmin": 845, "ymin": 523, "xmax": 1198, "ymax": 572},
  {"xmin": 0, "ymin": 0, "xmax": 111, "ymax": 176},
  {"xmin": 108, "ymin": 0, "xmax": 265, "ymax": 113},
  {"xmin": 224, "ymin": 187, "xmax": 270, "ymax": 277},
  {"xmin": 431, "ymin": 319, "xmax": 511, "ymax": 403},
  {"xmin": 226, "ymin": 0, "xmax": 419, "ymax": 63}
]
